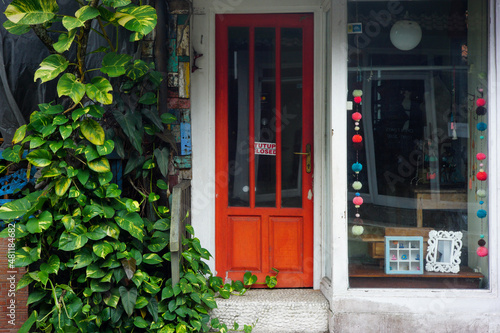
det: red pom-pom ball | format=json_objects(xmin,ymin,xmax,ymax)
[
  {"xmin": 354, "ymin": 96, "xmax": 362, "ymax": 104},
  {"xmin": 476, "ymin": 153, "xmax": 486, "ymax": 160},
  {"xmin": 477, "ymin": 246, "xmax": 488, "ymax": 257},
  {"xmin": 476, "ymin": 98, "xmax": 486, "ymax": 107},
  {"xmin": 477, "ymin": 171, "xmax": 488, "ymax": 181},
  {"xmin": 352, "ymin": 134, "xmax": 363, "ymax": 143},
  {"xmin": 352, "ymin": 112, "xmax": 362, "ymax": 121},
  {"xmin": 353, "ymin": 196, "xmax": 363, "ymax": 206}
]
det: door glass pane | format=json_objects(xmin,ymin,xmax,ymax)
[
  {"xmin": 281, "ymin": 27, "xmax": 303, "ymax": 208},
  {"xmin": 255, "ymin": 28, "xmax": 277, "ymax": 207},
  {"xmin": 228, "ymin": 27, "xmax": 250, "ymax": 207}
]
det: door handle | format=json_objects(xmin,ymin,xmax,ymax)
[{"xmin": 293, "ymin": 143, "xmax": 312, "ymax": 173}]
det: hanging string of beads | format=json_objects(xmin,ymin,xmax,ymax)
[
  {"xmin": 475, "ymin": 92, "xmax": 488, "ymax": 257},
  {"xmin": 351, "ymin": 88, "xmax": 364, "ymax": 236}
]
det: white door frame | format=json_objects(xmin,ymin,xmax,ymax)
[{"xmin": 191, "ymin": 0, "xmax": 327, "ymax": 289}]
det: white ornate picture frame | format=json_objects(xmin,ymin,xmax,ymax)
[{"xmin": 425, "ymin": 230, "xmax": 463, "ymax": 273}]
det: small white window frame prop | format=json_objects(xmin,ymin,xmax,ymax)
[{"xmin": 425, "ymin": 230, "xmax": 463, "ymax": 273}]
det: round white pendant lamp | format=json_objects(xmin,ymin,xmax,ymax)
[{"xmin": 390, "ymin": 19, "xmax": 422, "ymax": 51}]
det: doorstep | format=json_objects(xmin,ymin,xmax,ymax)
[{"xmin": 211, "ymin": 289, "xmax": 330, "ymax": 333}]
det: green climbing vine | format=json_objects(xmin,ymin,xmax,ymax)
[{"xmin": 0, "ymin": 1, "xmax": 278, "ymax": 332}]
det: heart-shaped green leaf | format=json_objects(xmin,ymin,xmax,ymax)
[
  {"xmin": 98, "ymin": 172, "xmax": 114, "ymax": 186},
  {"xmin": 52, "ymin": 115, "xmax": 68, "ymax": 126},
  {"xmin": 73, "ymin": 248, "xmax": 93, "ymax": 269},
  {"xmin": 106, "ymin": 183, "xmax": 121, "ymax": 197},
  {"xmin": 115, "ymin": 211, "xmax": 144, "ymax": 241},
  {"xmin": 71, "ymin": 108, "xmax": 87, "ymax": 122},
  {"xmin": 96, "ymin": 140, "xmax": 115, "ymax": 157},
  {"xmin": 160, "ymin": 113, "xmax": 177, "ymax": 124},
  {"xmin": 57, "ymin": 73, "xmax": 85, "ymax": 104},
  {"xmin": 34, "ymin": 54, "xmax": 69, "ymax": 83},
  {"xmin": 55, "ymin": 176, "xmax": 71, "ymax": 196},
  {"xmin": 49, "ymin": 141, "xmax": 63, "ymax": 153},
  {"xmin": 3, "ymin": 20, "xmax": 30, "ymax": 35},
  {"xmin": 119, "ymin": 286, "xmax": 137, "ymax": 317},
  {"xmin": 1, "ymin": 145, "xmax": 22, "ymax": 163},
  {"xmin": 115, "ymin": 5, "xmax": 157, "ymax": 35},
  {"xmin": 53, "ymin": 30, "xmax": 77, "ymax": 53},
  {"xmin": 93, "ymin": 240, "xmax": 114, "ymax": 259},
  {"xmin": 59, "ymin": 225, "xmax": 88, "ymax": 251},
  {"xmin": 101, "ymin": 52, "xmax": 132, "ymax": 77},
  {"xmin": 88, "ymin": 157, "xmax": 111, "ymax": 173},
  {"xmin": 5, "ymin": 0, "xmax": 58, "ymax": 25},
  {"xmin": 27, "ymin": 149, "xmax": 52, "ymax": 167},
  {"xmin": 62, "ymin": 6, "xmax": 100, "ymax": 31},
  {"xmin": 12, "ymin": 124, "xmax": 27, "ymax": 144},
  {"xmin": 125, "ymin": 59, "xmax": 149, "ymax": 80},
  {"xmin": 77, "ymin": 169, "xmax": 90, "ymax": 185},
  {"xmin": 59, "ymin": 124, "xmax": 73, "ymax": 140},
  {"xmin": 81, "ymin": 119, "xmax": 105, "ymax": 146},
  {"xmin": 40, "ymin": 255, "xmax": 60, "ymax": 275},
  {"xmin": 86, "ymin": 77, "xmax": 113, "ymax": 105},
  {"xmin": 142, "ymin": 253, "xmax": 162, "ymax": 265}
]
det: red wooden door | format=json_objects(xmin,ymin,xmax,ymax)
[{"xmin": 215, "ymin": 14, "xmax": 314, "ymax": 288}]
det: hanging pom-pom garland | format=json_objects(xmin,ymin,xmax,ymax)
[
  {"xmin": 351, "ymin": 89, "xmax": 364, "ymax": 236},
  {"xmin": 474, "ymin": 93, "xmax": 488, "ymax": 257}
]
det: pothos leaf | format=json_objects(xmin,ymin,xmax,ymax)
[
  {"xmin": 53, "ymin": 30, "xmax": 77, "ymax": 53},
  {"xmin": 5, "ymin": 0, "xmax": 58, "ymax": 25},
  {"xmin": 34, "ymin": 54, "xmax": 69, "ymax": 83},
  {"xmin": 115, "ymin": 5, "xmax": 157, "ymax": 36},
  {"xmin": 86, "ymin": 77, "xmax": 113, "ymax": 105},
  {"xmin": 81, "ymin": 119, "xmax": 105, "ymax": 145},
  {"xmin": 57, "ymin": 73, "xmax": 85, "ymax": 104},
  {"xmin": 3, "ymin": 20, "xmax": 30, "ymax": 35},
  {"xmin": 101, "ymin": 52, "xmax": 132, "ymax": 77}
]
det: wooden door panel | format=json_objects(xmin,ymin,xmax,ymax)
[
  {"xmin": 215, "ymin": 13, "xmax": 314, "ymax": 288},
  {"xmin": 228, "ymin": 216, "xmax": 262, "ymax": 271},
  {"xmin": 270, "ymin": 216, "xmax": 304, "ymax": 272}
]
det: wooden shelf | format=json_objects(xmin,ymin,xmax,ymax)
[{"xmin": 349, "ymin": 264, "xmax": 484, "ymax": 289}]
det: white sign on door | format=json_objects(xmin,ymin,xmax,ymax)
[{"xmin": 254, "ymin": 142, "xmax": 276, "ymax": 156}]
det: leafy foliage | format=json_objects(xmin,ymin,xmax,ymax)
[{"xmin": 1, "ymin": 1, "xmax": 279, "ymax": 332}]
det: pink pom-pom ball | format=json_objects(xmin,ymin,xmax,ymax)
[
  {"xmin": 477, "ymin": 153, "xmax": 486, "ymax": 160},
  {"xmin": 477, "ymin": 171, "xmax": 488, "ymax": 181},
  {"xmin": 477, "ymin": 246, "xmax": 488, "ymax": 257},
  {"xmin": 353, "ymin": 196, "xmax": 363, "ymax": 206},
  {"xmin": 352, "ymin": 112, "xmax": 362, "ymax": 121},
  {"xmin": 476, "ymin": 98, "xmax": 486, "ymax": 107},
  {"xmin": 354, "ymin": 96, "xmax": 362, "ymax": 104}
]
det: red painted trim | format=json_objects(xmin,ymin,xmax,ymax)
[
  {"xmin": 276, "ymin": 27, "xmax": 283, "ymax": 209},
  {"xmin": 249, "ymin": 27, "xmax": 256, "ymax": 209}
]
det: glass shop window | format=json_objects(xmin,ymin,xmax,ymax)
[{"xmin": 347, "ymin": 0, "xmax": 489, "ymax": 289}]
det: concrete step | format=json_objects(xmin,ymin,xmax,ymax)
[{"xmin": 211, "ymin": 289, "xmax": 330, "ymax": 333}]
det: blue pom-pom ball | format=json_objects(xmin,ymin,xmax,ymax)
[
  {"xmin": 352, "ymin": 162, "xmax": 363, "ymax": 173},
  {"xmin": 477, "ymin": 209, "xmax": 487, "ymax": 218},
  {"xmin": 477, "ymin": 122, "xmax": 487, "ymax": 131}
]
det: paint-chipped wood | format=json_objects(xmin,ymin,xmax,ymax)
[
  {"xmin": 180, "ymin": 122, "xmax": 191, "ymax": 155},
  {"xmin": 168, "ymin": 73, "xmax": 179, "ymax": 87},
  {"xmin": 168, "ymin": 97, "xmax": 190, "ymax": 109},
  {"xmin": 168, "ymin": 14, "xmax": 177, "ymax": 38},
  {"xmin": 176, "ymin": 22, "xmax": 190, "ymax": 57},
  {"xmin": 173, "ymin": 155, "xmax": 191, "ymax": 169},
  {"xmin": 167, "ymin": 39, "xmax": 178, "ymax": 73},
  {"xmin": 179, "ymin": 62, "xmax": 190, "ymax": 98}
]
